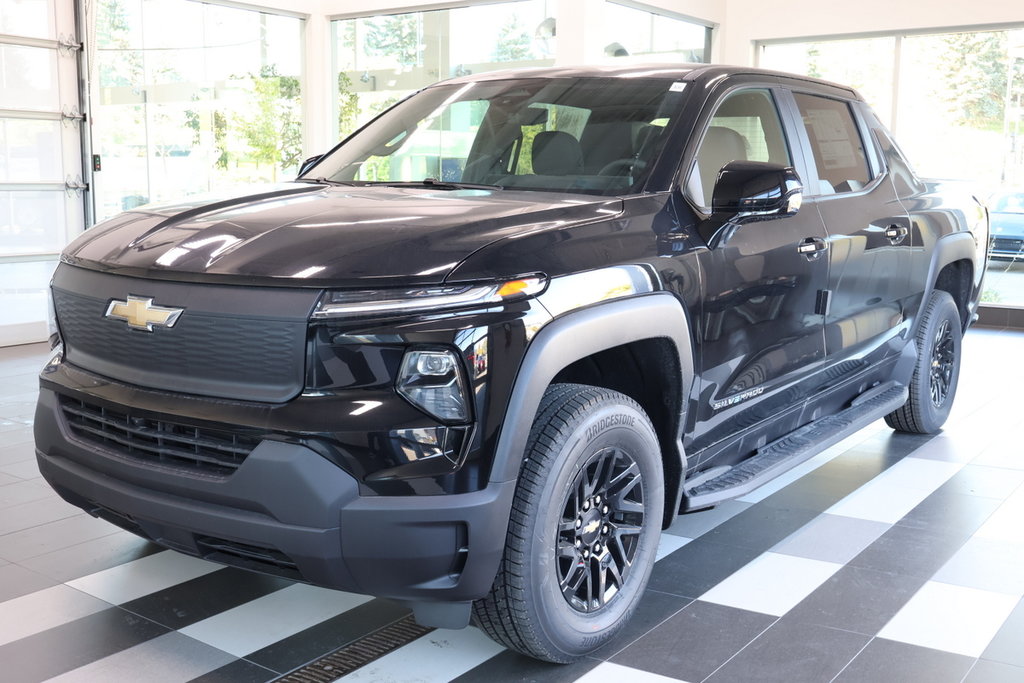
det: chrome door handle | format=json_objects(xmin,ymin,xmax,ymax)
[
  {"xmin": 797, "ymin": 237, "xmax": 828, "ymax": 258},
  {"xmin": 885, "ymin": 225, "xmax": 909, "ymax": 243}
]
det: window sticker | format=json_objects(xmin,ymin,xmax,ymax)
[{"xmin": 804, "ymin": 108, "xmax": 855, "ymax": 169}]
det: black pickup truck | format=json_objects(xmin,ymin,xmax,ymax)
[{"xmin": 36, "ymin": 64, "xmax": 987, "ymax": 662}]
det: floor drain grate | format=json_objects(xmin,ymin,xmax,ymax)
[{"xmin": 275, "ymin": 615, "xmax": 434, "ymax": 682}]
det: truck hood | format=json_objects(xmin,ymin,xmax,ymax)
[{"xmin": 64, "ymin": 183, "xmax": 623, "ymax": 286}]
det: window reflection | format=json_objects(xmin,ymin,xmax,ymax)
[{"xmin": 92, "ymin": 0, "xmax": 304, "ymax": 222}]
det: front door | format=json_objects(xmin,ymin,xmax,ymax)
[{"xmin": 681, "ymin": 88, "xmax": 830, "ymax": 461}]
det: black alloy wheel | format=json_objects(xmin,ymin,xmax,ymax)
[
  {"xmin": 473, "ymin": 383, "xmax": 663, "ymax": 663},
  {"xmin": 558, "ymin": 446, "xmax": 645, "ymax": 613},
  {"xmin": 885, "ymin": 290, "xmax": 962, "ymax": 434},
  {"xmin": 929, "ymin": 318, "xmax": 955, "ymax": 408}
]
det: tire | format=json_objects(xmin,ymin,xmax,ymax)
[
  {"xmin": 885, "ymin": 290, "xmax": 962, "ymax": 434},
  {"xmin": 473, "ymin": 383, "xmax": 664, "ymax": 663}
]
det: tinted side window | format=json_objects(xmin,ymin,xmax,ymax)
[
  {"xmin": 687, "ymin": 89, "xmax": 792, "ymax": 209},
  {"xmin": 793, "ymin": 93, "xmax": 871, "ymax": 194}
]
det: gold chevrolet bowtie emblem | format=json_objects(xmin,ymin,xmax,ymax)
[{"xmin": 104, "ymin": 295, "xmax": 184, "ymax": 331}]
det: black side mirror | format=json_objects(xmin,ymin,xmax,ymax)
[
  {"xmin": 298, "ymin": 154, "xmax": 323, "ymax": 177},
  {"xmin": 711, "ymin": 160, "xmax": 803, "ymax": 221}
]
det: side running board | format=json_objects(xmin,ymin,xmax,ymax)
[{"xmin": 680, "ymin": 382, "xmax": 908, "ymax": 512}]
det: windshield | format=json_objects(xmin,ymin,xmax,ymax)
[
  {"xmin": 992, "ymin": 192, "xmax": 1024, "ymax": 214},
  {"xmin": 303, "ymin": 77, "xmax": 687, "ymax": 196}
]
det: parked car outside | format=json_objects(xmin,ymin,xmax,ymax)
[{"xmin": 988, "ymin": 190, "xmax": 1024, "ymax": 259}]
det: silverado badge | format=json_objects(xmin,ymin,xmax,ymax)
[{"xmin": 104, "ymin": 295, "xmax": 184, "ymax": 331}]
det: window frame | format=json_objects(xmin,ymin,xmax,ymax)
[
  {"xmin": 780, "ymin": 89, "xmax": 883, "ymax": 199},
  {"xmin": 678, "ymin": 83, "xmax": 804, "ymax": 214}
]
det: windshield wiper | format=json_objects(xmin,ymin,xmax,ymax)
[
  {"xmin": 296, "ymin": 177, "xmax": 361, "ymax": 187},
  {"xmin": 368, "ymin": 178, "xmax": 503, "ymax": 191}
]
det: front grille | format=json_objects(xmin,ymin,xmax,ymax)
[
  {"xmin": 60, "ymin": 396, "xmax": 262, "ymax": 476},
  {"xmin": 51, "ymin": 266, "xmax": 319, "ymax": 402},
  {"xmin": 991, "ymin": 238, "xmax": 1023, "ymax": 253}
]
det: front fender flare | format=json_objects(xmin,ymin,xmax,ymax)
[{"xmin": 488, "ymin": 292, "xmax": 695, "ymax": 494}]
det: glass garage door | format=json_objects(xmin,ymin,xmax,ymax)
[{"xmin": 0, "ymin": 0, "xmax": 86, "ymax": 347}]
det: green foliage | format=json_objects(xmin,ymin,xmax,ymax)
[
  {"xmin": 363, "ymin": 14, "xmax": 421, "ymax": 67},
  {"xmin": 337, "ymin": 72, "xmax": 361, "ymax": 139},
  {"xmin": 236, "ymin": 64, "xmax": 303, "ymax": 177},
  {"xmin": 805, "ymin": 45, "xmax": 821, "ymax": 79},
  {"xmin": 212, "ymin": 111, "xmax": 229, "ymax": 170},
  {"xmin": 941, "ymin": 32, "xmax": 1024, "ymax": 130},
  {"xmin": 494, "ymin": 15, "xmax": 532, "ymax": 62}
]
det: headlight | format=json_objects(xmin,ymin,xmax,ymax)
[
  {"xmin": 396, "ymin": 349, "xmax": 469, "ymax": 422},
  {"xmin": 311, "ymin": 276, "xmax": 546, "ymax": 319}
]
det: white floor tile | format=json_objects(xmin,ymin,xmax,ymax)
[
  {"xmin": 66, "ymin": 550, "xmax": 221, "ymax": 604},
  {"xmin": 878, "ymin": 581, "xmax": 1019, "ymax": 657},
  {"xmin": 340, "ymin": 626, "xmax": 504, "ymax": 682},
  {"xmin": 46, "ymin": 632, "xmax": 234, "ymax": 683},
  {"xmin": 699, "ymin": 552, "xmax": 842, "ymax": 616},
  {"xmin": 179, "ymin": 583, "xmax": 370, "ymax": 657},
  {"xmin": 0, "ymin": 584, "xmax": 109, "ymax": 647},
  {"xmin": 975, "ymin": 493, "xmax": 1024, "ymax": 545},
  {"xmin": 656, "ymin": 533, "xmax": 692, "ymax": 561},
  {"xmin": 576, "ymin": 661, "xmax": 689, "ymax": 682},
  {"xmin": 825, "ymin": 457, "xmax": 963, "ymax": 523},
  {"xmin": 933, "ymin": 536, "xmax": 1024, "ymax": 598}
]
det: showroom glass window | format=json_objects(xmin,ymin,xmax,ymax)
[
  {"xmin": 91, "ymin": 0, "xmax": 303, "ymax": 222},
  {"xmin": 332, "ymin": 2, "xmax": 557, "ymax": 143},
  {"xmin": 604, "ymin": 2, "xmax": 710, "ymax": 62},
  {"xmin": 761, "ymin": 28, "xmax": 1024, "ymax": 307},
  {"xmin": 0, "ymin": 0, "xmax": 83, "ymax": 346}
]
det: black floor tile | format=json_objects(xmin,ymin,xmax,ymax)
[
  {"xmin": 982, "ymin": 597, "xmax": 1024, "ymax": 668},
  {"xmin": 784, "ymin": 564, "xmax": 924, "ymax": 635},
  {"xmin": 706, "ymin": 618, "xmax": 869, "ymax": 683},
  {"xmin": 246, "ymin": 598, "xmax": 410, "ymax": 674},
  {"xmin": 896, "ymin": 488, "xmax": 1003, "ymax": 536},
  {"xmin": 700, "ymin": 504, "xmax": 820, "ymax": 549},
  {"xmin": 757, "ymin": 469, "xmax": 871, "ymax": 512},
  {"xmin": 0, "ymin": 607, "xmax": 168, "ymax": 682},
  {"xmin": 591, "ymin": 589, "xmax": 693, "ymax": 659},
  {"xmin": 847, "ymin": 523, "xmax": 969, "ymax": 579},
  {"xmin": 188, "ymin": 658, "xmax": 278, "ymax": 683},
  {"xmin": 834, "ymin": 638, "xmax": 974, "ymax": 683},
  {"xmin": 452, "ymin": 650, "xmax": 600, "ymax": 683},
  {"xmin": 965, "ymin": 658, "xmax": 1024, "ymax": 683},
  {"xmin": 610, "ymin": 600, "xmax": 775, "ymax": 681},
  {"xmin": 647, "ymin": 538, "xmax": 762, "ymax": 598},
  {"xmin": 122, "ymin": 567, "xmax": 292, "ymax": 630}
]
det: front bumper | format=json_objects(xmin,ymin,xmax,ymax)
[{"xmin": 34, "ymin": 383, "xmax": 515, "ymax": 606}]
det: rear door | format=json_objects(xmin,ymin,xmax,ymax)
[{"xmin": 783, "ymin": 90, "xmax": 913, "ymax": 371}]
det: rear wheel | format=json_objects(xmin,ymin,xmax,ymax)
[
  {"xmin": 473, "ymin": 383, "xmax": 663, "ymax": 663},
  {"xmin": 885, "ymin": 290, "xmax": 962, "ymax": 434}
]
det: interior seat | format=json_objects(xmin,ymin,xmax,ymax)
[{"xmin": 532, "ymin": 130, "xmax": 584, "ymax": 176}]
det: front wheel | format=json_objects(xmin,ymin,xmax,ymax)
[
  {"xmin": 885, "ymin": 290, "xmax": 963, "ymax": 434},
  {"xmin": 473, "ymin": 384, "xmax": 664, "ymax": 663}
]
